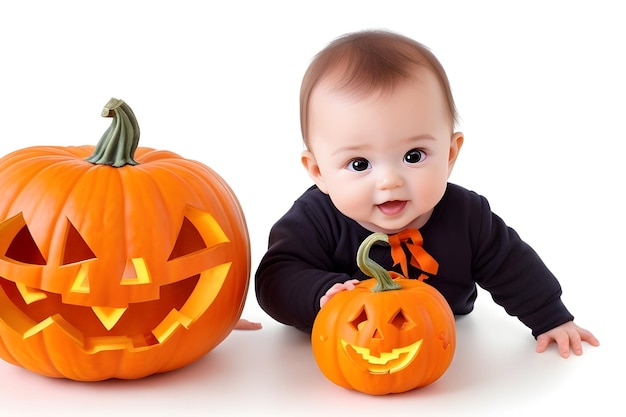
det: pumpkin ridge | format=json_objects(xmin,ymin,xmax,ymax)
[
  {"xmin": 134, "ymin": 148, "xmax": 181, "ymax": 163},
  {"xmin": 47, "ymin": 163, "xmax": 99, "ymax": 269},
  {"xmin": 39, "ymin": 329, "xmax": 62, "ymax": 376},
  {"xmin": 0, "ymin": 147, "xmax": 74, "ymax": 169},
  {"xmin": 148, "ymin": 159, "xmax": 227, "ymax": 216},
  {"xmin": 0, "ymin": 165, "xmax": 43, "ymax": 220},
  {"xmin": 5, "ymin": 159, "xmax": 93, "ymax": 269},
  {"xmin": 127, "ymin": 162, "xmax": 184, "ymax": 256}
]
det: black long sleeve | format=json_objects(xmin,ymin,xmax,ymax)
[{"xmin": 255, "ymin": 183, "xmax": 574, "ymax": 337}]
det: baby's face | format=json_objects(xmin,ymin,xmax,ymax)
[{"xmin": 303, "ymin": 69, "xmax": 462, "ymax": 234}]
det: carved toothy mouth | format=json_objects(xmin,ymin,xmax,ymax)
[
  {"xmin": 340, "ymin": 338, "xmax": 422, "ymax": 374},
  {"xmin": 0, "ymin": 262, "xmax": 230, "ymax": 353}
]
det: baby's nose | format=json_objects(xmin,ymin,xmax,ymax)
[{"xmin": 376, "ymin": 167, "xmax": 404, "ymax": 189}]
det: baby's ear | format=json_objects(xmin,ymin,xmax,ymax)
[
  {"xmin": 447, "ymin": 132, "xmax": 464, "ymax": 174},
  {"xmin": 301, "ymin": 150, "xmax": 329, "ymax": 194}
]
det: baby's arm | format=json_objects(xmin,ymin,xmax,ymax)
[
  {"xmin": 320, "ymin": 279, "xmax": 360, "ymax": 307},
  {"xmin": 255, "ymin": 193, "xmax": 368, "ymax": 331},
  {"xmin": 535, "ymin": 321, "xmax": 599, "ymax": 358}
]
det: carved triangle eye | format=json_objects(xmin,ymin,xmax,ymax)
[
  {"xmin": 5, "ymin": 222, "xmax": 46, "ymax": 265},
  {"xmin": 62, "ymin": 220, "xmax": 96, "ymax": 265},
  {"xmin": 168, "ymin": 217, "xmax": 207, "ymax": 261},
  {"xmin": 349, "ymin": 307, "xmax": 369, "ymax": 332},
  {"xmin": 389, "ymin": 309, "xmax": 412, "ymax": 330}
]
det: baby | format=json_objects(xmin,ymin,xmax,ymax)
[{"xmin": 255, "ymin": 29, "xmax": 599, "ymax": 358}]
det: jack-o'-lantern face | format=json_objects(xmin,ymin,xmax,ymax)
[
  {"xmin": 312, "ymin": 278, "xmax": 455, "ymax": 396},
  {"xmin": 340, "ymin": 305, "xmax": 423, "ymax": 375},
  {"xmin": 0, "ymin": 99, "xmax": 250, "ymax": 381},
  {"xmin": 0, "ymin": 205, "xmax": 233, "ymax": 352}
]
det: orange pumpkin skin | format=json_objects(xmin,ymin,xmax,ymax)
[
  {"xmin": 0, "ymin": 100, "xmax": 250, "ymax": 380},
  {"xmin": 311, "ymin": 234, "xmax": 455, "ymax": 395}
]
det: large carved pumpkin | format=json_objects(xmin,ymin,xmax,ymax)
[
  {"xmin": 0, "ymin": 98, "xmax": 250, "ymax": 381},
  {"xmin": 311, "ymin": 233, "xmax": 455, "ymax": 395}
]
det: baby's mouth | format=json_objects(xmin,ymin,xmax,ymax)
[{"xmin": 377, "ymin": 200, "xmax": 407, "ymax": 216}]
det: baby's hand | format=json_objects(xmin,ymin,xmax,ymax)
[
  {"xmin": 535, "ymin": 321, "xmax": 599, "ymax": 358},
  {"xmin": 320, "ymin": 279, "xmax": 360, "ymax": 308},
  {"xmin": 234, "ymin": 318, "xmax": 262, "ymax": 330}
]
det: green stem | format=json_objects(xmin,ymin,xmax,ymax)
[
  {"xmin": 85, "ymin": 98, "xmax": 140, "ymax": 167},
  {"xmin": 356, "ymin": 232, "xmax": 402, "ymax": 293}
]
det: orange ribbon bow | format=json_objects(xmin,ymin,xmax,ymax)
[{"xmin": 388, "ymin": 228, "xmax": 439, "ymax": 281}]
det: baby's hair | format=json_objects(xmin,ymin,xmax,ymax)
[{"xmin": 300, "ymin": 30, "xmax": 458, "ymax": 145}]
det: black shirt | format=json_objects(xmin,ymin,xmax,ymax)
[{"xmin": 255, "ymin": 183, "xmax": 574, "ymax": 337}]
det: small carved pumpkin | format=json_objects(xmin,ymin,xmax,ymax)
[
  {"xmin": 311, "ymin": 233, "xmax": 455, "ymax": 395},
  {"xmin": 0, "ymin": 98, "xmax": 250, "ymax": 381}
]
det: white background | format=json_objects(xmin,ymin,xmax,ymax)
[{"xmin": 0, "ymin": 1, "xmax": 623, "ymax": 415}]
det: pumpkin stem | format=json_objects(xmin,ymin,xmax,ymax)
[
  {"xmin": 357, "ymin": 232, "xmax": 402, "ymax": 293},
  {"xmin": 85, "ymin": 98, "xmax": 140, "ymax": 167}
]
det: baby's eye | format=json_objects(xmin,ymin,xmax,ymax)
[
  {"xmin": 347, "ymin": 158, "xmax": 371, "ymax": 172},
  {"xmin": 404, "ymin": 149, "xmax": 425, "ymax": 164}
]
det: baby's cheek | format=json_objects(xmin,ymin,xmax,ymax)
[
  {"xmin": 412, "ymin": 176, "xmax": 447, "ymax": 208},
  {"xmin": 329, "ymin": 190, "xmax": 372, "ymax": 220}
]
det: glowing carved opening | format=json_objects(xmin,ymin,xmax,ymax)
[
  {"xmin": 389, "ymin": 309, "xmax": 414, "ymax": 331},
  {"xmin": 71, "ymin": 263, "xmax": 91, "ymax": 293},
  {"xmin": 168, "ymin": 216, "xmax": 208, "ymax": 260},
  {"xmin": 62, "ymin": 220, "xmax": 96, "ymax": 265},
  {"xmin": 121, "ymin": 258, "xmax": 151, "ymax": 285},
  {"xmin": 349, "ymin": 308, "xmax": 368, "ymax": 332},
  {"xmin": 0, "ymin": 207, "xmax": 234, "ymax": 353},
  {"xmin": 2, "ymin": 213, "xmax": 46, "ymax": 265},
  {"xmin": 0, "ymin": 261, "xmax": 230, "ymax": 353},
  {"xmin": 91, "ymin": 306, "xmax": 128, "ymax": 330},
  {"xmin": 341, "ymin": 339, "xmax": 423, "ymax": 374},
  {"xmin": 16, "ymin": 283, "xmax": 47, "ymax": 304}
]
